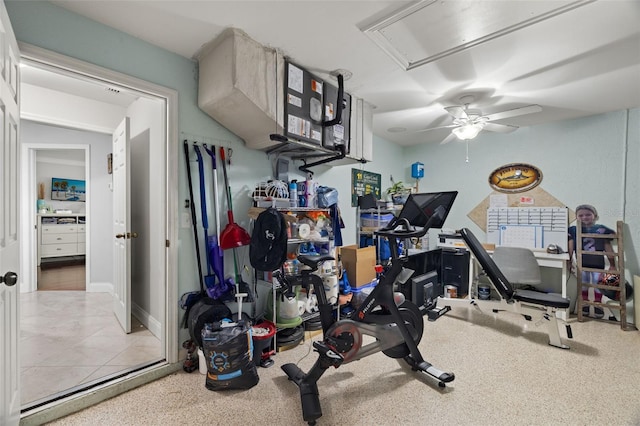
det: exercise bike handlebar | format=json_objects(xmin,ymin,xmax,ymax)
[
  {"xmin": 375, "ymin": 204, "xmax": 448, "ymax": 240},
  {"xmin": 375, "ymin": 217, "xmax": 425, "ymax": 239}
]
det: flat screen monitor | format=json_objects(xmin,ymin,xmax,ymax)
[{"xmin": 396, "ymin": 191, "xmax": 458, "ymax": 229}]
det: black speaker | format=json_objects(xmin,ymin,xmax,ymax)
[
  {"xmin": 411, "ymin": 271, "xmax": 439, "ymax": 310},
  {"xmin": 441, "ymin": 249, "xmax": 470, "ymax": 297}
]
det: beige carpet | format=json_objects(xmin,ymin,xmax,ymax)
[{"xmin": 46, "ymin": 309, "xmax": 640, "ymax": 425}]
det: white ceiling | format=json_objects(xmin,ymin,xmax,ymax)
[
  {"xmin": 47, "ymin": 0, "xmax": 640, "ymax": 146},
  {"xmin": 21, "ymin": 64, "xmax": 139, "ymax": 107}
]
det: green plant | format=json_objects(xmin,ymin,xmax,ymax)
[{"xmin": 386, "ymin": 181, "xmax": 411, "ymax": 195}]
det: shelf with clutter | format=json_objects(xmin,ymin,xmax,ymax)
[{"xmin": 268, "ymin": 206, "xmax": 336, "ymax": 347}]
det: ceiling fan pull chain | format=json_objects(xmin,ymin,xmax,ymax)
[{"xmin": 465, "ymin": 141, "xmax": 470, "ymax": 163}]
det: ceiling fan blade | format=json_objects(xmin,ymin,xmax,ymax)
[
  {"xmin": 445, "ymin": 106, "xmax": 468, "ymax": 120},
  {"xmin": 415, "ymin": 124, "xmax": 457, "ymax": 133},
  {"xmin": 484, "ymin": 104, "xmax": 542, "ymax": 121},
  {"xmin": 439, "ymin": 132, "xmax": 458, "ymax": 145},
  {"xmin": 483, "ymin": 122, "xmax": 519, "ymax": 133}
]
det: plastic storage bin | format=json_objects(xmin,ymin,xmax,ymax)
[{"xmin": 360, "ymin": 213, "xmax": 395, "ymax": 228}]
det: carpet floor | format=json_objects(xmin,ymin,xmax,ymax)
[{"xmin": 45, "ymin": 307, "xmax": 640, "ymax": 425}]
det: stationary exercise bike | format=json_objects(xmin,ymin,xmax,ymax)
[{"xmin": 281, "ymin": 191, "xmax": 458, "ymax": 425}]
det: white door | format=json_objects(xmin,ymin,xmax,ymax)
[
  {"xmin": 112, "ymin": 117, "xmax": 131, "ymax": 333},
  {"xmin": 0, "ymin": 1, "xmax": 21, "ymax": 424}
]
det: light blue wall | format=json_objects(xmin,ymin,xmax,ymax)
[
  {"xmin": 404, "ymin": 109, "xmax": 640, "ymax": 280},
  {"xmin": 623, "ymin": 108, "xmax": 640, "ymax": 274}
]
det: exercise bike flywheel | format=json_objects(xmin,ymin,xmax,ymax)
[
  {"xmin": 324, "ymin": 301, "xmax": 424, "ymax": 362},
  {"xmin": 381, "ymin": 301, "xmax": 423, "ymax": 359}
]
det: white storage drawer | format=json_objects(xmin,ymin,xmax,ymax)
[
  {"xmin": 41, "ymin": 243, "xmax": 78, "ymax": 257},
  {"xmin": 42, "ymin": 225, "xmax": 78, "ymax": 234},
  {"xmin": 38, "ymin": 214, "xmax": 87, "ymax": 264},
  {"xmin": 42, "ymin": 233, "xmax": 77, "ymax": 245}
]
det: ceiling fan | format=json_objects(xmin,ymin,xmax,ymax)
[{"xmin": 419, "ymin": 95, "xmax": 542, "ymax": 144}]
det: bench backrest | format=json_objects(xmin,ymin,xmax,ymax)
[{"xmin": 458, "ymin": 228, "xmax": 514, "ymax": 300}]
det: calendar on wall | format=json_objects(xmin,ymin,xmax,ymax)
[{"xmin": 486, "ymin": 207, "xmax": 568, "ymax": 250}]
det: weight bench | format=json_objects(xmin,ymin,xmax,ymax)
[{"xmin": 439, "ymin": 228, "xmax": 572, "ymax": 349}]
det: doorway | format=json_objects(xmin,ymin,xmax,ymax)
[
  {"xmin": 35, "ymin": 147, "xmax": 87, "ymax": 292},
  {"xmin": 18, "ymin": 45, "xmax": 178, "ymax": 419}
]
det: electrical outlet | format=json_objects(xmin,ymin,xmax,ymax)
[{"xmin": 181, "ymin": 212, "xmax": 191, "ymax": 228}]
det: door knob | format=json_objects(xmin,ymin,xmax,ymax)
[
  {"xmin": 1, "ymin": 271, "xmax": 18, "ymax": 287},
  {"xmin": 116, "ymin": 232, "xmax": 139, "ymax": 239}
]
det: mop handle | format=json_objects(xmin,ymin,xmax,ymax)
[
  {"xmin": 203, "ymin": 144, "xmax": 221, "ymax": 245},
  {"xmin": 193, "ymin": 144, "xmax": 209, "ymax": 232},
  {"xmin": 219, "ymin": 146, "xmax": 233, "ymax": 209},
  {"xmin": 183, "ymin": 141, "xmax": 205, "ymax": 294}
]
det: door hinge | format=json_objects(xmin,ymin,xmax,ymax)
[{"xmin": 166, "ymin": 239, "xmax": 170, "ymax": 248}]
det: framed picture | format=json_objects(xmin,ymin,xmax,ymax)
[
  {"xmin": 51, "ymin": 177, "xmax": 86, "ymax": 202},
  {"xmin": 107, "ymin": 153, "xmax": 113, "ymax": 174}
]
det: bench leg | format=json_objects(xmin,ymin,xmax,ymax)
[{"xmin": 544, "ymin": 307, "xmax": 570, "ymax": 349}]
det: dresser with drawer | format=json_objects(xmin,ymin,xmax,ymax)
[{"xmin": 38, "ymin": 214, "xmax": 86, "ymax": 265}]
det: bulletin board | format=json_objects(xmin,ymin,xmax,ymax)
[
  {"xmin": 467, "ymin": 187, "xmax": 575, "ymax": 231},
  {"xmin": 351, "ymin": 169, "xmax": 381, "ymax": 207},
  {"xmin": 284, "ymin": 61, "xmax": 323, "ymax": 145}
]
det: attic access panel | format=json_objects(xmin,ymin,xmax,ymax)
[{"xmin": 362, "ymin": 0, "xmax": 595, "ymax": 70}]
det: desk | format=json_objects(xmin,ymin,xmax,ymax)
[{"xmin": 471, "ymin": 249, "xmax": 570, "ymax": 320}]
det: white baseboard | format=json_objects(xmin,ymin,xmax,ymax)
[
  {"xmin": 132, "ymin": 302, "xmax": 162, "ymax": 339},
  {"xmin": 87, "ymin": 282, "xmax": 113, "ymax": 293}
]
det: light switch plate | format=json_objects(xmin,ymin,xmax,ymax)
[{"xmin": 181, "ymin": 212, "xmax": 191, "ymax": 228}]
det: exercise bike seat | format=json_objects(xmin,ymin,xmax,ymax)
[
  {"xmin": 512, "ymin": 289, "xmax": 570, "ymax": 309},
  {"xmin": 297, "ymin": 254, "xmax": 334, "ymax": 270}
]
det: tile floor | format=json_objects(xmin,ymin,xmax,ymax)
[{"xmin": 20, "ymin": 267, "xmax": 162, "ymax": 407}]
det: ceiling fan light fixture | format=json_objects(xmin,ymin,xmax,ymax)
[{"xmin": 452, "ymin": 122, "xmax": 484, "ymax": 140}]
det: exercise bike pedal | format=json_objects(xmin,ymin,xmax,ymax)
[
  {"xmin": 405, "ymin": 356, "xmax": 455, "ymax": 385},
  {"xmin": 427, "ymin": 305, "xmax": 451, "ymax": 322}
]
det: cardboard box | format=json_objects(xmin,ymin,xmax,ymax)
[{"xmin": 340, "ymin": 245, "xmax": 376, "ymax": 288}]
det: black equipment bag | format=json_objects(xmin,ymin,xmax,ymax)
[
  {"xmin": 188, "ymin": 297, "xmax": 233, "ymax": 348},
  {"xmin": 249, "ymin": 207, "xmax": 288, "ymax": 271}
]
